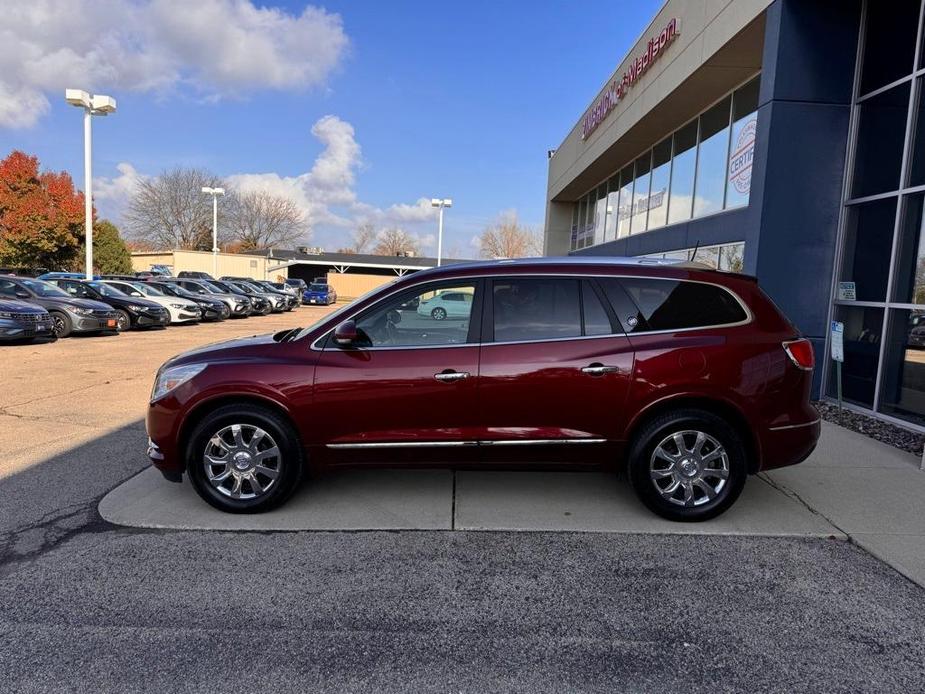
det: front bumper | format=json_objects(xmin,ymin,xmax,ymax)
[
  {"xmin": 135, "ymin": 309, "xmax": 170, "ymax": 327},
  {"xmin": 170, "ymin": 307, "xmax": 202, "ymax": 323},
  {"xmin": 0, "ymin": 316, "xmax": 55, "ymax": 339},
  {"xmin": 71, "ymin": 310, "xmax": 119, "ymax": 332}
]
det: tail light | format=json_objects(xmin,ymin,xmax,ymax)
[{"xmin": 783, "ymin": 338, "xmax": 814, "ymax": 370}]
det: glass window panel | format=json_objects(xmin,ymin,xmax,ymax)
[
  {"xmin": 617, "ymin": 164, "xmax": 634, "ymax": 238},
  {"xmin": 840, "ymin": 198, "xmax": 896, "ymax": 302},
  {"xmin": 892, "ymin": 193, "xmax": 925, "ymax": 304},
  {"xmin": 630, "ymin": 153, "xmax": 651, "ymax": 234},
  {"xmin": 582, "ymin": 193, "xmax": 594, "ymax": 247},
  {"xmin": 356, "ymin": 283, "xmax": 476, "ymax": 347},
  {"xmin": 908, "ymin": 78, "xmax": 925, "ymax": 187},
  {"xmin": 880, "ymin": 308, "xmax": 925, "ymax": 426},
  {"xmin": 860, "ymin": 0, "xmax": 918, "ymax": 95},
  {"xmin": 718, "ymin": 243, "xmax": 745, "ymax": 273},
  {"xmin": 851, "ymin": 83, "xmax": 910, "ymax": 198},
  {"xmin": 618, "ymin": 278, "xmax": 747, "ymax": 331},
  {"xmin": 668, "ymin": 121, "xmax": 698, "ymax": 224},
  {"xmin": 648, "ymin": 137, "xmax": 672, "ymax": 229},
  {"xmin": 492, "ymin": 278, "xmax": 581, "ymax": 342},
  {"xmin": 694, "ymin": 97, "xmax": 732, "ymax": 217},
  {"xmin": 593, "ymin": 184, "xmax": 607, "ymax": 246},
  {"xmin": 570, "ymin": 203, "xmax": 579, "ymax": 250},
  {"xmin": 826, "ymin": 305, "xmax": 883, "ymax": 408},
  {"xmin": 582, "ymin": 281, "xmax": 613, "ymax": 336},
  {"xmin": 692, "ymin": 245, "xmax": 720, "ymax": 269},
  {"xmin": 727, "ymin": 78, "xmax": 760, "ymax": 209},
  {"xmin": 604, "ymin": 175, "xmax": 619, "ymax": 242}
]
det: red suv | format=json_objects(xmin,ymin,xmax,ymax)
[{"xmin": 146, "ymin": 258, "xmax": 819, "ymax": 521}]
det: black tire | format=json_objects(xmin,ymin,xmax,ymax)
[
  {"xmin": 628, "ymin": 408, "xmax": 747, "ymax": 522},
  {"xmin": 431, "ymin": 307, "xmax": 447, "ymax": 321},
  {"xmin": 115, "ymin": 309, "xmax": 132, "ymax": 332},
  {"xmin": 186, "ymin": 404, "xmax": 304, "ymax": 513},
  {"xmin": 50, "ymin": 311, "xmax": 72, "ymax": 338}
]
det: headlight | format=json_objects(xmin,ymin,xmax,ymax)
[
  {"xmin": 127, "ymin": 305, "xmax": 146, "ymax": 312},
  {"xmin": 0, "ymin": 311, "xmax": 12, "ymax": 319},
  {"xmin": 71, "ymin": 307, "xmax": 93, "ymax": 315},
  {"xmin": 151, "ymin": 363, "xmax": 207, "ymax": 402},
  {"xmin": 169, "ymin": 303, "xmax": 186, "ymax": 309}
]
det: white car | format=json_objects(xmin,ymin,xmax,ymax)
[
  {"xmin": 416, "ymin": 290, "xmax": 473, "ymax": 320},
  {"xmin": 102, "ymin": 280, "xmax": 201, "ymax": 324}
]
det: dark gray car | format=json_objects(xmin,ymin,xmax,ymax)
[{"xmin": 0, "ymin": 277, "xmax": 118, "ymax": 337}]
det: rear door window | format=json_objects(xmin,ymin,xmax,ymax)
[
  {"xmin": 606, "ymin": 277, "xmax": 747, "ymax": 331},
  {"xmin": 491, "ymin": 278, "xmax": 581, "ymax": 342}
]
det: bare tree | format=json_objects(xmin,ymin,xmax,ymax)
[
  {"xmin": 225, "ymin": 189, "xmax": 306, "ymax": 250},
  {"xmin": 477, "ymin": 213, "xmax": 542, "ymax": 259},
  {"xmin": 373, "ymin": 227, "xmax": 420, "ymax": 256},
  {"xmin": 337, "ymin": 223, "xmax": 376, "ymax": 254},
  {"xmin": 124, "ymin": 167, "xmax": 224, "ymax": 250}
]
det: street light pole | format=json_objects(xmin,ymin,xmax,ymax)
[
  {"xmin": 202, "ymin": 187, "xmax": 225, "ymax": 277},
  {"xmin": 430, "ymin": 198, "xmax": 453, "ymax": 267},
  {"xmin": 65, "ymin": 89, "xmax": 116, "ymax": 280}
]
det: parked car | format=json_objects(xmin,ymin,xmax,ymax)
[
  {"xmin": 101, "ymin": 280, "xmax": 201, "ymax": 324},
  {"xmin": 227, "ymin": 280, "xmax": 286, "ymax": 313},
  {"xmin": 220, "ymin": 277, "xmax": 294, "ymax": 312},
  {"xmin": 285, "ymin": 278, "xmax": 308, "ymax": 295},
  {"xmin": 0, "ymin": 276, "xmax": 119, "ymax": 337},
  {"xmin": 0, "ymin": 299, "xmax": 55, "ymax": 342},
  {"xmin": 37, "ymin": 271, "xmax": 101, "ymax": 281},
  {"xmin": 303, "ymin": 282, "xmax": 337, "ymax": 306},
  {"xmin": 146, "ymin": 281, "xmax": 230, "ymax": 322},
  {"xmin": 48, "ymin": 279, "xmax": 169, "ymax": 331},
  {"xmin": 178, "ymin": 271, "xmax": 215, "ymax": 280},
  {"xmin": 416, "ymin": 289, "xmax": 472, "ymax": 320},
  {"xmin": 256, "ymin": 280, "xmax": 301, "ymax": 308},
  {"xmin": 209, "ymin": 280, "xmax": 272, "ymax": 315},
  {"xmin": 159, "ymin": 278, "xmax": 253, "ymax": 318},
  {"xmin": 145, "ymin": 257, "xmax": 819, "ymax": 520}
]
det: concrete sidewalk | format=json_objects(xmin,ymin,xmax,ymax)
[{"xmin": 98, "ymin": 422, "xmax": 925, "ymax": 586}]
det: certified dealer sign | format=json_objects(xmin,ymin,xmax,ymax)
[
  {"xmin": 580, "ymin": 18, "xmax": 679, "ymax": 140},
  {"xmin": 729, "ymin": 116, "xmax": 757, "ymax": 194}
]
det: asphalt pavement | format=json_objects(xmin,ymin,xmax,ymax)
[{"xmin": 1, "ymin": 309, "xmax": 925, "ymax": 692}]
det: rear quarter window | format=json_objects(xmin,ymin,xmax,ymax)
[{"xmin": 604, "ymin": 277, "xmax": 748, "ymax": 331}]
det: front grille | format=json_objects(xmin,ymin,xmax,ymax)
[
  {"xmin": 15, "ymin": 313, "xmax": 48, "ymax": 323},
  {"xmin": 91, "ymin": 309, "xmax": 115, "ymax": 317}
]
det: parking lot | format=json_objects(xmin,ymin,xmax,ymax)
[{"xmin": 2, "ymin": 309, "xmax": 925, "ymax": 692}]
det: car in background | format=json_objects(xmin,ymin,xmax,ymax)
[
  {"xmin": 37, "ymin": 271, "xmax": 101, "ymax": 281},
  {"xmin": 285, "ymin": 278, "xmax": 308, "ymax": 296},
  {"xmin": 303, "ymin": 282, "xmax": 337, "ymax": 306},
  {"xmin": 48, "ymin": 278, "xmax": 169, "ymax": 331},
  {"xmin": 416, "ymin": 289, "xmax": 472, "ymax": 320},
  {"xmin": 220, "ymin": 277, "xmax": 294, "ymax": 312},
  {"xmin": 0, "ymin": 277, "xmax": 118, "ymax": 337},
  {"xmin": 146, "ymin": 280, "xmax": 229, "ymax": 321},
  {"xmin": 160, "ymin": 278, "xmax": 253, "ymax": 318},
  {"xmin": 223, "ymin": 280, "xmax": 286, "ymax": 313},
  {"xmin": 210, "ymin": 280, "xmax": 272, "ymax": 315},
  {"xmin": 0, "ymin": 299, "xmax": 55, "ymax": 343},
  {"xmin": 254, "ymin": 280, "xmax": 301, "ymax": 308},
  {"xmin": 101, "ymin": 279, "xmax": 201, "ymax": 325},
  {"xmin": 178, "ymin": 271, "xmax": 214, "ymax": 280}
]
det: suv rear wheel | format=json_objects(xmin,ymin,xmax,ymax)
[
  {"xmin": 628, "ymin": 408, "xmax": 747, "ymax": 522},
  {"xmin": 186, "ymin": 404, "xmax": 304, "ymax": 513}
]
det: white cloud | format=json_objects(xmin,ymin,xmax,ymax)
[{"xmin": 0, "ymin": 0, "xmax": 348, "ymax": 128}]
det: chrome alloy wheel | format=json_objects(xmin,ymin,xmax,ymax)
[
  {"xmin": 649, "ymin": 430, "xmax": 729, "ymax": 507},
  {"xmin": 203, "ymin": 424, "xmax": 281, "ymax": 500}
]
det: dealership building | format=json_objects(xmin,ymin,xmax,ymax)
[{"xmin": 544, "ymin": 0, "xmax": 925, "ymax": 430}]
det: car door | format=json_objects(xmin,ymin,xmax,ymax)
[
  {"xmin": 476, "ymin": 276, "xmax": 635, "ymax": 465},
  {"xmin": 311, "ymin": 279, "xmax": 484, "ymax": 466}
]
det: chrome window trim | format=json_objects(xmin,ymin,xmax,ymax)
[
  {"xmin": 325, "ymin": 438, "xmax": 607, "ymax": 449},
  {"xmin": 310, "ymin": 272, "xmax": 753, "ymax": 351}
]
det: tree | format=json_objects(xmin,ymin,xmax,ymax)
[
  {"xmin": 225, "ymin": 189, "xmax": 306, "ymax": 250},
  {"xmin": 373, "ymin": 227, "xmax": 420, "ymax": 256},
  {"xmin": 90, "ymin": 220, "xmax": 133, "ymax": 274},
  {"xmin": 125, "ymin": 167, "xmax": 224, "ymax": 250},
  {"xmin": 337, "ymin": 223, "xmax": 376, "ymax": 254},
  {"xmin": 477, "ymin": 213, "xmax": 542, "ymax": 259},
  {"xmin": 0, "ymin": 150, "xmax": 86, "ymax": 269}
]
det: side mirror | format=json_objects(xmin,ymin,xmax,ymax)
[
  {"xmin": 15, "ymin": 289, "xmax": 30, "ymax": 299},
  {"xmin": 334, "ymin": 320, "xmax": 359, "ymax": 346}
]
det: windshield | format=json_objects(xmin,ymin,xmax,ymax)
[
  {"xmin": 127, "ymin": 281, "xmax": 165, "ymax": 297},
  {"xmin": 19, "ymin": 278, "xmax": 69, "ymax": 297},
  {"xmin": 200, "ymin": 281, "xmax": 225, "ymax": 294},
  {"xmin": 87, "ymin": 281, "xmax": 126, "ymax": 298},
  {"xmin": 310, "ymin": 283, "xmax": 328, "ymax": 292}
]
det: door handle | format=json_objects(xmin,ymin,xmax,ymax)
[
  {"xmin": 581, "ymin": 363, "xmax": 622, "ymax": 376},
  {"xmin": 434, "ymin": 370, "xmax": 470, "ymax": 383}
]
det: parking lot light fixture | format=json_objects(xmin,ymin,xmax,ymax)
[
  {"xmin": 430, "ymin": 198, "xmax": 453, "ymax": 266},
  {"xmin": 202, "ymin": 187, "xmax": 225, "ymax": 277},
  {"xmin": 65, "ymin": 89, "xmax": 116, "ymax": 280}
]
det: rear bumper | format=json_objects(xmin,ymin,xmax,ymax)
[{"xmin": 758, "ymin": 418, "xmax": 821, "ymax": 472}]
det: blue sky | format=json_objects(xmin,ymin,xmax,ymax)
[{"xmin": 0, "ymin": 0, "xmax": 661, "ymax": 257}]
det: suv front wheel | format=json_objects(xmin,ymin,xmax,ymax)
[
  {"xmin": 628, "ymin": 409, "xmax": 747, "ymax": 522},
  {"xmin": 186, "ymin": 404, "xmax": 304, "ymax": 513}
]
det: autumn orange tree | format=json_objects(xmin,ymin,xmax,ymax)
[{"xmin": 0, "ymin": 150, "xmax": 86, "ymax": 270}]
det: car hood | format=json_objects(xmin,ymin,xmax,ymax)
[
  {"xmin": 34, "ymin": 296, "xmax": 113, "ymax": 311},
  {"xmin": 166, "ymin": 332, "xmax": 280, "ymax": 368},
  {"xmin": 0, "ymin": 299, "xmax": 48, "ymax": 314}
]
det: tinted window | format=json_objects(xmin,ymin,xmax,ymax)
[
  {"xmin": 354, "ymin": 283, "xmax": 476, "ymax": 347},
  {"xmin": 493, "ymin": 279, "xmax": 580, "ymax": 342},
  {"xmin": 582, "ymin": 281, "xmax": 613, "ymax": 336},
  {"xmin": 617, "ymin": 278, "xmax": 747, "ymax": 331}
]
